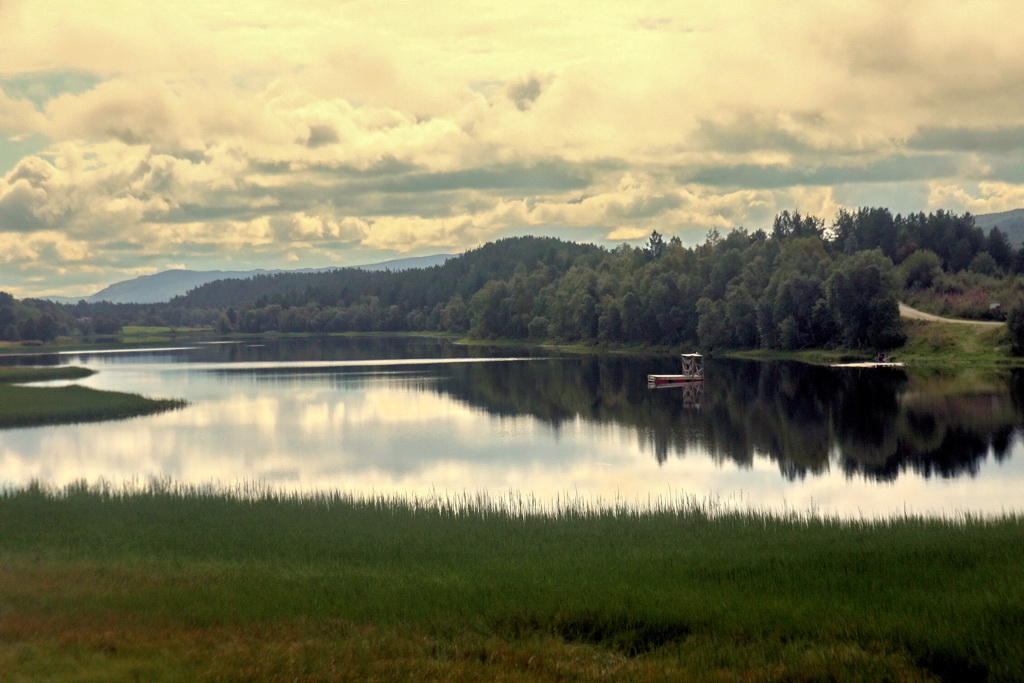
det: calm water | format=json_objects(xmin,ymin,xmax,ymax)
[{"xmin": 3, "ymin": 337, "xmax": 1023, "ymax": 517}]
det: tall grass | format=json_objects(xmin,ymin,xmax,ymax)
[
  {"xmin": 0, "ymin": 366, "xmax": 186, "ymax": 428},
  {"xmin": 0, "ymin": 366, "xmax": 95, "ymax": 383},
  {"xmin": 1, "ymin": 480, "xmax": 1021, "ymax": 680},
  {"xmin": 900, "ymin": 318, "xmax": 1011, "ymax": 363},
  {"xmin": 0, "ymin": 384, "xmax": 187, "ymax": 428}
]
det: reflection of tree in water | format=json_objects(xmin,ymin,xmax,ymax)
[
  {"xmin": 204, "ymin": 336, "xmax": 546, "ymax": 364},
  {"xmin": 843, "ymin": 370, "xmax": 1022, "ymax": 480},
  {"xmin": 435, "ymin": 356, "xmax": 1020, "ymax": 482}
]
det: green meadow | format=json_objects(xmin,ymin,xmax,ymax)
[
  {"xmin": 897, "ymin": 319, "xmax": 1012, "ymax": 364},
  {"xmin": 1, "ymin": 482, "xmax": 1021, "ymax": 681},
  {"xmin": 0, "ymin": 367, "xmax": 186, "ymax": 428}
]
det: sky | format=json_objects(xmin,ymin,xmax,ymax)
[{"xmin": 4, "ymin": 1, "xmax": 1024, "ymax": 298}]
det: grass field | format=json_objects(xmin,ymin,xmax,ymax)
[
  {"xmin": 0, "ymin": 366, "xmax": 186, "ymax": 428},
  {"xmin": 898, "ymin": 319, "xmax": 1011, "ymax": 364},
  {"xmin": 1, "ymin": 482, "xmax": 1020, "ymax": 681},
  {"xmin": 728, "ymin": 317, "xmax": 1014, "ymax": 369}
]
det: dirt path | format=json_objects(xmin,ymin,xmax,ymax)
[{"xmin": 898, "ymin": 302, "xmax": 1004, "ymax": 327}]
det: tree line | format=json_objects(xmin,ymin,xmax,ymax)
[
  {"xmin": 6, "ymin": 207, "xmax": 1024, "ymax": 351},
  {"xmin": 0, "ymin": 292, "xmax": 109, "ymax": 343}
]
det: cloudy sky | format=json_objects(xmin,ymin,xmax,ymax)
[{"xmin": 3, "ymin": 1, "xmax": 1024, "ymax": 297}]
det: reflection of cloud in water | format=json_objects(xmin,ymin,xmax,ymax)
[
  {"xmin": 1, "ymin": 386, "xmax": 644, "ymax": 494},
  {"xmin": 299, "ymin": 402, "xmax": 333, "ymax": 434},
  {"xmin": 349, "ymin": 387, "xmax": 478, "ymax": 426},
  {"xmin": 180, "ymin": 393, "xmax": 281, "ymax": 432},
  {"xmin": 3, "ymin": 412, "xmax": 1023, "ymax": 517},
  {"xmin": 2, "ymin": 341, "xmax": 1024, "ymax": 518}
]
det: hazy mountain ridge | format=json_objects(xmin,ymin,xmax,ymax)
[
  {"xmin": 36, "ymin": 209, "xmax": 1022, "ymax": 307},
  {"xmin": 42, "ymin": 255, "xmax": 454, "ymax": 304},
  {"xmin": 172, "ymin": 237, "xmax": 597, "ymax": 310},
  {"xmin": 975, "ymin": 208, "xmax": 1024, "ymax": 246}
]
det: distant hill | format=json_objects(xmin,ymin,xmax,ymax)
[
  {"xmin": 42, "ymin": 254, "xmax": 454, "ymax": 304},
  {"xmin": 975, "ymin": 209, "xmax": 1024, "ymax": 246},
  {"xmin": 173, "ymin": 236, "xmax": 600, "ymax": 310},
  {"xmin": 44, "ymin": 269, "xmax": 317, "ymax": 305},
  {"xmin": 353, "ymin": 254, "xmax": 454, "ymax": 272}
]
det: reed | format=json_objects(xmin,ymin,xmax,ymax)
[
  {"xmin": 0, "ymin": 366, "xmax": 95, "ymax": 383},
  {"xmin": 0, "ymin": 383, "xmax": 186, "ymax": 428},
  {"xmin": 1, "ymin": 480, "xmax": 1021, "ymax": 681}
]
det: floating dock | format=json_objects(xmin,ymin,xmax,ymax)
[
  {"xmin": 830, "ymin": 361, "xmax": 905, "ymax": 369},
  {"xmin": 648, "ymin": 353, "xmax": 704, "ymax": 388},
  {"xmin": 647, "ymin": 375, "xmax": 703, "ymax": 386}
]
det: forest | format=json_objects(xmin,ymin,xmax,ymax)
[{"xmin": 6, "ymin": 207, "xmax": 1024, "ymax": 353}]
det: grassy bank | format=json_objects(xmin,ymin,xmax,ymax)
[
  {"xmin": 0, "ymin": 366, "xmax": 186, "ymax": 428},
  {"xmin": 897, "ymin": 319, "xmax": 1011, "ymax": 364},
  {"xmin": 0, "ymin": 366, "xmax": 95, "ymax": 383},
  {"xmin": 2, "ymin": 314, "xmax": 1018, "ymax": 367},
  {"xmin": 722, "ymin": 318, "xmax": 1014, "ymax": 368},
  {"xmin": 459, "ymin": 316, "xmax": 1020, "ymax": 368},
  {"xmin": 1, "ymin": 483, "xmax": 1021, "ymax": 681},
  {"xmin": 0, "ymin": 326, "xmax": 215, "ymax": 354},
  {"xmin": 724, "ymin": 348, "xmax": 863, "ymax": 365}
]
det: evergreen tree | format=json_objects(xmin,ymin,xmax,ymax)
[
  {"xmin": 645, "ymin": 230, "xmax": 665, "ymax": 259},
  {"xmin": 1008, "ymin": 302, "xmax": 1024, "ymax": 356}
]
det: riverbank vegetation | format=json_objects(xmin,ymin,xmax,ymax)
[
  {"xmin": 7, "ymin": 208, "xmax": 1024, "ymax": 353},
  {"xmin": 1, "ymin": 481, "xmax": 1021, "ymax": 681},
  {"xmin": 0, "ymin": 367, "xmax": 186, "ymax": 428},
  {"xmin": 0, "ymin": 366, "xmax": 94, "ymax": 383},
  {"xmin": 899, "ymin": 318, "xmax": 1011, "ymax": 363}
]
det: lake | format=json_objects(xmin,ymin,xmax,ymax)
[{"xmin": 3, "ymin": 336, "xmax": 1023, "ymax": 517}]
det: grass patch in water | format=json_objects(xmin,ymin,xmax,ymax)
[
  {"xmin": 0, "ymin": 367, "xmax": 186, "ymax": 428},
  {"xmin": 0, "ymin": 481, "xmax": 1021, "ymax": 681},
  {"xmin": 0, "ymin": 366, "xmax": 95, "ymax": 383}
]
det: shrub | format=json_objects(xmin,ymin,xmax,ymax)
[
  {"xmin": 1007, "ymin": 302, "xmax": 1024, "ymax": 356},
  {"xmin": 901, "ymin": 249, "xmax": 942, "ymax": 289}
]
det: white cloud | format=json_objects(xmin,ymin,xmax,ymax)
[
  {"xmin": 4, "ymin": 0, "xmax": 1024, "ymax": 296},
  {"xmin": 0, "ymin": 229, "xmax": 91, "ymax": 263},
  {"xmin": 45, "ymin": 79, "xmax": 198, "ymax": 150},
  {"xmin": 783, "ymin": 186, "xmax": 842, "ymax": 223},
  {"xmin": 363, "ymin": 215, "xmax": 484, "ymax": 253},
  {"xmin": 606, "ymin": 227, "xmax": 649, "ymax": 241},
  {"xmin": 286, "ymin": 212, "xmax": 369, "ymax": 242},
  {"xmin": 928, "ymin": 181, "xmax": 1024, "ymax": 215},
  {"xmin": 0, "ymin": 88, "xmax": 44, "ymax": 133}
]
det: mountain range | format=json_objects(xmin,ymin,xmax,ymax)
[
  {"xmin": 37, "ymin": 207, "xmax": 1024, "ymax": 306},
  {"xmin": 42, "ymin": 254, "xmax": 454, "ymax": 305},
  {"xmin": 973, "ymin": 208, "xmax": 1024, "ymax": 246}
]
